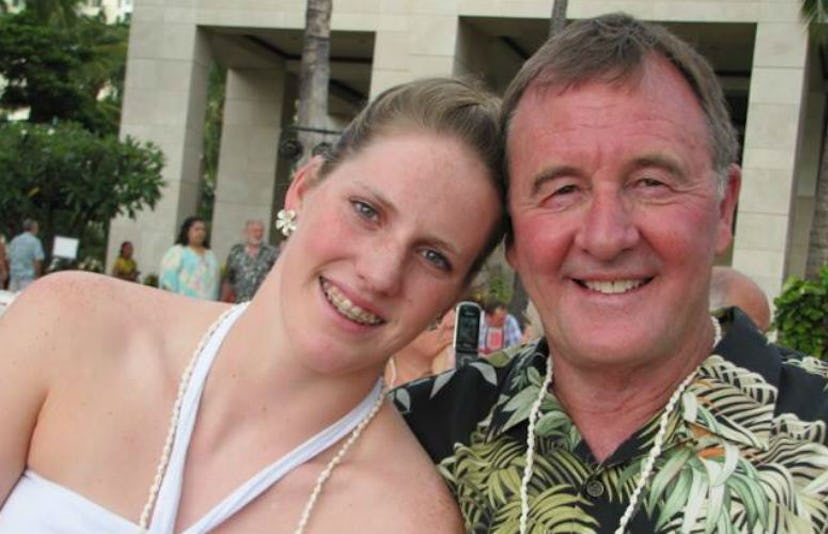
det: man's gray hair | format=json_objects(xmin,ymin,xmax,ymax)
[{"xmin": 501, "ymin": 12, "xmax": 739, "ymax": 194}]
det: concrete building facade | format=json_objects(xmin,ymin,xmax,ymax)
[{"xmin": 110, "ymin": 0, "xmax": 824, "ymax": 303}]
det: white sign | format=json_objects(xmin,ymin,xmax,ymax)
[{"xmin": 52, "ymin": 236, "xmax": 79, "ymax": 260}]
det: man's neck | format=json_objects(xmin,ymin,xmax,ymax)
[{"xmin": 550, "ymin": 334, "xmax": 713, "ymax": 462}]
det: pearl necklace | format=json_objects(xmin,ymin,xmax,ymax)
[
  {"xmin": 137, "ymin": 306, "xmax": 387, "ymax": 534},
  {"xmin": 518, "ymin": 316, "xmax": 722, "ymax": 534},
  {"xmin": 293, "ymin": 385, "xmax": 385, "ymax": 534}
]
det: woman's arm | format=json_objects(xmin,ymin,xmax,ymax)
[{"xmin": 0, "ymin": 279, "xmax": 57, "ymax": 504}]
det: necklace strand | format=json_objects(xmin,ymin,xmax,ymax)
[
  {"xmin": 519, "ymin": 316, "xmax": 722, "ymax": 534},
  {"xmin": 138, "ymin": 305, "xmax": 237, "ymax": 530},
  {"xmin": 137, "ymin": 304, "xmax": 386, "ymax": 534},
  {"xmin": 293, "ymin": 385, "xmax": 385, "ymax": 534}
]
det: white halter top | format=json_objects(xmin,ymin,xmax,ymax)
[{"xmin": 0, "ymin": 304, "xmax": 384, "ymax": 534}]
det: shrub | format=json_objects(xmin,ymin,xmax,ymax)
[{"xmin": 772, "ymin": 266, "xmax": 828, "ymax": 359}]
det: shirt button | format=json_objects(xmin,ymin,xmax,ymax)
[{"xmin": 585, "ymin": 479, "xmax": 604, "ymax": 498}]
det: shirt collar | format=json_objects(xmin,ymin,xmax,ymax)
[{"xmin": 485, "ymin": 309, "xmax": 781, "ymax": 455}]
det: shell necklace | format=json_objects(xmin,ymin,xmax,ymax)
[
  {"xmin": 518, "ymin": 316, "xmax": 722, "ymax": 534},
  {"xmin": 137, "ymin": 306, "xmax": 386, "ymax": 534}
]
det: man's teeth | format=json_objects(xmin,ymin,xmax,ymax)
[
  {"xmin": 583, "ymin": 280, "xmax": 644, "ymax": 294},
  {"xmin": 321, "ymin": 280, "xmax": 383, "ymax": 325}
]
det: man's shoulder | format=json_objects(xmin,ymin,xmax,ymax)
[
  {"xmin": 715, "ymin": 308, "xmax": 828, "ymax": 425},
  {"xmin": 775, "ymin": 348, "xmax": 828, "ymax": 422},
  {"xmin": 261, "ymin": 243, "xmax": 279, "ymax": 260},
  {"xmin": 394, "ymin": 341, "xmax": 543, "ymax": 461},
  {"xmin": 8, "ymin": 232, "xmax": 27, "ymax": 246}
]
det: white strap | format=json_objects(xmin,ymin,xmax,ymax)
[
  {"xmin": 147, "ymin": 301, "xmax": 384, "ymax": 534},
  {"xmin": 148, "ymin": 303, "xmax": 248, "ymax": 533},
  {"xmin": 181, "ymin": 380, "xmax": 383, "ymax": 534}
]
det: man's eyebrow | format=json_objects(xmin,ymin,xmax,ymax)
[
  {"xmin": 531, "ymin": 165, "xmax": 581, "ymax": 196},
  {"xmin": 627, "ymin": 154, "xmax": 687, "ymax": 181}
]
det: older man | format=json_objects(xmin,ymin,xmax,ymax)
[
  {"xmin": 7, "ymin": 219, "xmax": 44, "ymax": 293},
  {"xmin": 398, "ymin": 13, "xmax": 828, "ymax": 533},
  {"xmin": 220, "ymin": 219, "xmax": 279, "ymax": 303}
]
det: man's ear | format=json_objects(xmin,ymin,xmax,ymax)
[
  {"xmin": 284, "ymin": 156, "xmax": 324, "ymax": 212},
  {"xmin": 715, "ymin": 164, "xmax": 741, "ymax": 255}
]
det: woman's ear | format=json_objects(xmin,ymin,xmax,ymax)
[{"xmin": 284, "ymin": 156, "xmax": 325, "ymax": 213}]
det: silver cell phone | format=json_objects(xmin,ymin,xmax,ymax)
[{"xmin": 453, "ymin": 301, "xmax": 481, "ymax": 367}]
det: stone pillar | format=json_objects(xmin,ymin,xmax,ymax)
[
  {"xmin": 786, "ymin": 43, "xmax": 825, "ymax": 278},
  {"xmin": 369, "ymin": 13, "xmax": 459, "ymax": 97},
  {"xmin": 733, "ymin": 20, "xmax": 809, "ymax": 302},
  {"xmin": 211, "ymin": 65, "xmax": 286, "ymax": 265},
  {"xmin": 107, "ymin": 2, "xmax": 211, "ymax": 278}
]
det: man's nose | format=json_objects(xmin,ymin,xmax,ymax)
[{"xmin": 573, "ymin": 191, "xmax": 640, "ymax": 261}]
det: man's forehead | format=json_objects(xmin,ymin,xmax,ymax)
[
  {"xmin": 507, "ymin": 58, "xmax": 709, "ymax": 158},
  {"xmin": 509, "ymin": 54, "xmax": 692, "ymax": 122}
]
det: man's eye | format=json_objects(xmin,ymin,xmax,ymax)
[
  {"xmin": 351, "ymin": 200, "xmax": 378, "ymax": 221},
  {"xmin": 553, "ymin": 184, "xmax": 579, "ymax": 195},
  {"xmin": 637, "ymin": 177, "xmax": 666, "ymax": 188},
  {"xmin": 421, "ymin": 249, "xmax": 452, "ymax": 272},
  {"xmin": 635, "ymin": 176, "xmax": 667, "ymax": 187}
]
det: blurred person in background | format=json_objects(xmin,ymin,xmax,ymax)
[
  {"xmin": 7, "ymin": 219, "xmax": 44, "ymax": 293},
  {"xmin": 709, "ymin": 265, "xmax": 771, "ymax": 332},
  {"xmin": 220, "ymin": 220, "xmax": 279, "ymax": 303},
  {"xmin": 112, "ymin": 241, "xmax": 140, "ymax": 282},
  {"xmin": 159, "ymin": 216, "xmax": 220, "ymax": 300},
  {"xmin": 477, "ymin": 299, "xmax": 522, "ymax": 355},
  {"xmin": 0, "ymin": 235, "xmax": 7, "ymax": 289},
  {"xmin": 386, "ymin": 306, "xmax": 458, "ymax": 387}
]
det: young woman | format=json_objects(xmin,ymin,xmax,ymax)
[{"xmin": 0, "ymin": 78, "xmax": 505, "ymax": 533}]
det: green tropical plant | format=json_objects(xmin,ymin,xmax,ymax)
[
  {"xmin": 198, "ymin": 62, "xmax": 226, "ymax": 222},
  {"xmin": 20, "ymin": 0, "xmax": 83, "ymax": 28},
  {"xmin": 772, "ymin": 267, "xmax": 828, "ymax": 358},
  {"xmin": 0, "ymin": 8, "xmax": 128, "ymax": 135},
  {"xmin": 142, "ymin": 272, "xmax": 159, "ymax": 287},
  {"xmin": 0, "ymin": 121, "xmax": 165, "ymax": 262}
]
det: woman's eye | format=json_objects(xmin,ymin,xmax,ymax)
[
  {"xmin": 351, "ymin": 200, "xmax": 378, "ymax": 221},
  {"xmin": 421, "ymin": 249, "xmax": 452, "ymax": 272}
]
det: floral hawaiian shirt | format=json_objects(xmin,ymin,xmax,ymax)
[
  {"xmin": 224, "ymin": 243, "xmax": 279, "ymax": 303},
  {"xmin": 395, "ymin": 309, "xmax": 828, "ymax": 533}
]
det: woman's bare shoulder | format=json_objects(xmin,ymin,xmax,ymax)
[
  {"xmin": 0, "ymin": 271, "xmax": 215, "ymax": 365},
  {"xmin": 355, "ymin": 407, "xmax": 464, "ymax": 533},
  {"xmin": 5, "ymin": 272, "xmax": 150, "ymax": 342}
]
